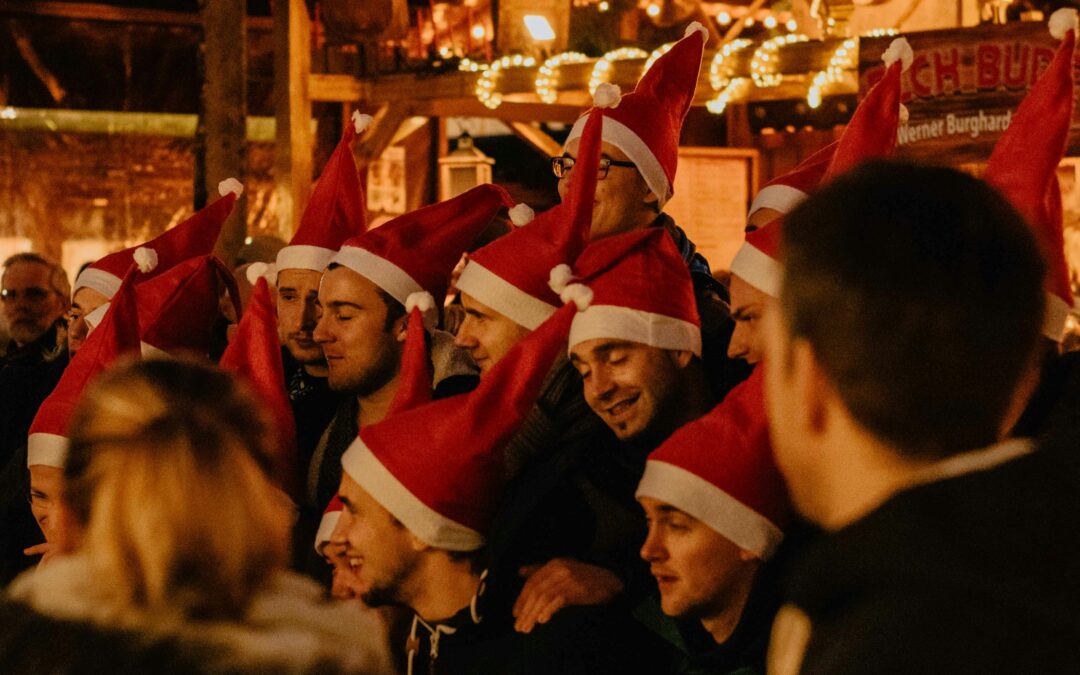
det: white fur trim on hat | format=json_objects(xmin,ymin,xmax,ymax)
[
  {"xmin": 352, "ymin": 111, "xmax": 374, "ymax": 134},
  {"xmin": 1050, "ymin": 8, "xmax": 1079, "ymax": 39},
  {"xmin": 330, "ymin": 246, "xmax": 424, "ymax": 308},
  {"xmin": 314, "ymin": 510, "xmax": 341, "ymax": 554},
  {"xmin": 636, "ymin": 460, "xmax": 784, "ymax": 560},
  {"xmin": 566, "ymin": 115, "xmax": 672, "ymax": 208},
  {"xmin": 341, "ymin": 438, "xmax": 485, "ymax": 551},
  {"xmin": 568, "ymin": 304, "xmax": 701, "ymax": 356},
  {"xmin": 133, "ymin": 246, "xmax": 158, "ymax": 273},
  {"xmin": 1044, "ymin": 292, "xmax": 1070, "ymax": 342},
  {"xmin": 276, "ymin": 245, "xmax": 336, "ymax": 274},
  {"xmin": 882, "ymin": 37, "xmax": 914, "ymax": 71},
  {"xmin": 218, "ymin": 177, "xmax": 244, "ymax": 197},
  {"xmin": 508, "ymin": 203, "xmax": 535, "ymax": 227},
  {"xmin": 74, "ymin": 267, "xmax": 121, "ymax": 299},
  {"xmin": 593, "ymin": 82, "xmax": 622, "ymax": 109},
  {"xmin": 141, "ymin": 342, "xmax": 169, "ymax": 358},
  {"xmin": 406, "ymin": 291, "xmax": 439, "ymax": 332},
  {"xmin": 457, "ymin": 261, "xmax": 556, "ymax": 331},
  {"xmin": 684, "ymin": 21, "xmax": 709, "ymax": 41},
  {"xmin": 27, "ymin": 433, "xmax": 68, "ymax": 468},
  {"xmin": 84, "ymin": 301, "xmax": 110, "ymax": 334},
  {"xmin": 747, "ymin": 185, "xmax": 807, "ymax": 221},
  {"xmin": 729, "ymin": 242, "xmax": 781, "ymax": 298}
]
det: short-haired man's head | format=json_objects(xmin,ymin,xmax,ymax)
[
  {"xmin": 558, "ymin": 138, "xmax": 660, "ymax": 240},
  {"xmin": 1, "ymin": 252, "xmax": 70, "ymax": 346},
  {"xmin": 570, "ymin": 338, "xmax": 695, "ymax": 443},
  {"xmin": 454, "ymin": 292, "xmax": 533, "ymax": 375},
  {"xmin": 64, "ymin": 357, "xmax": 290, "ymax": 619},
  {"xmin": 314, "ymin": 264, "xmax": 409, "ymax": 395},
  {"xmin": 275, "ymin": 267, "xmax": 326, "ymax": 367},
  {"xmin": 778, "ymin": 161, "xmax": 1046, "ymax": 457}
]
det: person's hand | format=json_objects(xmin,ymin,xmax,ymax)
[
  {"xmin": 24, "ymin": 542, "xmax": 60, "ymax": 569},
  {"xmin": 512, "ymin": 558, "xmax": 624, "ymax": 633}
]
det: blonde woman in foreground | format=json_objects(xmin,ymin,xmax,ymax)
[{"xmin": 2, "ymin": 357, "xmax": 393, "ymax": 674}]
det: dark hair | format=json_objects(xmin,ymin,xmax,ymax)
[{"xmin": 780, "ymin": 160, "xmax": 1046, "ymax": 458}]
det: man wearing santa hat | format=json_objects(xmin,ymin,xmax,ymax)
[
  {"xmin": 308, "ymin": 184, "xmax": 509, "ymax": 526},
  {"xmin": 763, "ymin": 155, "xmax": 1080, "ymax": 669},
  {"xmin": 557, "ymin": 21, "xmax": 749, "ymax": 400},
  {"xmin": 501, "ymin": 227, "xmax": 717, "ymax": 635},
  {"xmin": 728, "ymin": 36, "xmax": 910, "ymax": 366},
  {"xmin": 636, "ymin": 369, "xmax": 790, "ymax": 673}
]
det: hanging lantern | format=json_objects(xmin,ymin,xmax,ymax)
[{"xmin": 439, "ymin": 132, "xmax": 495, "ymax": 200}]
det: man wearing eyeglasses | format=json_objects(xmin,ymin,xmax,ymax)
[
  {"xmin": 0, "ymin": 252, "xmax": 70, "ymax": 583},
  {"xmin": 554, "ymin": 22, "xmax": 749, "ymax": 404}
]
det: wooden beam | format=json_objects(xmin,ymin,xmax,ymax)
[
  {"xmin": 0, "ymin": 1, "xmax": 272, "ymax": 30},
  {"xmin": 201, "ymin": 0, "xmax": 247, "ymax": 268},
  {"xmin": 508, "ymin": 122, "xmax": 561, "ymax": 158},
  {"xmin": 273, "ymin": 0, "xmax": 312, "ymax": 241},
  {"xmin": 355, "ymin": 103, "xmax": 410, "ymax": 166},
  {"xmin": 0, "ymin": 107, "xmax": 285, "ymax": 140},
  {"xmin": 310, "ymin": 73, "xmax": 364, "ymax": 102}
]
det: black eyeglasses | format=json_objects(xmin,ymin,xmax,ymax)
[
  {"xmin": 551, "ymin": 155, "xmax": 637, "ymax": 180},
  {"xmin": 1, "ymin": 287, "xmax": 51, "ymax": 303}
]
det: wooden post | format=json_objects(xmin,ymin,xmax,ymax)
[
  {"xmin": 273, "ymin": 0, "xmax": 312, "ymax": 242},
  {"xmin": 201, "ymin": 0, "xmax": 247, "ymax": 267}
]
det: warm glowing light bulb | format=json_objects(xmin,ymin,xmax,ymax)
[
  {"xmin": 744, "ymin": 17, "xmax": 755, "ymax": 27},
  {"xmin": 764, "ymin": 16, "xmax": 778, "ymax": 29},
  {"xmin": 471, "ymin": 24, "xmax": 486, "ymax": 40},
  {"xmin": 718, "ymin": 12, "xmax": 732, "ymax": 25},
  {"xmin": 786, "ymin": 19, "xmax": 798, "ymax": 31},
  {"xmin": 646, "ymin": 3, "xmax": 661, "ymax": 18},
  {"xmin": 598, "ymin": 0, "xmax": 610, "ymax": 11},
  {"xmin": 523, "ymin": 15, "xmax": 556, "ymax": 41}
]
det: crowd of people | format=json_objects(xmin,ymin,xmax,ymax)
[{"xmin": 1, "ymin": 13, "xmax": 1079, "ymax": 675}]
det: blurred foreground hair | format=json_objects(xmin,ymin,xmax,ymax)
[{"xmin": 64, "ymin": 357, "xmax": 291, "ymax": 620}]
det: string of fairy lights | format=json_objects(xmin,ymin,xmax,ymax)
[{"xmin": 457, "ymin": 21, "xmax": 898, "ymax": 113}]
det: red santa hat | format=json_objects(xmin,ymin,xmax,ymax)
[
  {"xmin": 74, "ymin": 178, "xmax": 242, "ymax": 299},
  {"xmin": 566, "ymin": 228, "xmax": 701, "ymax": 357},
  {"xmin": 456, "ymin": 99, "xmax": 606, "ymax": 330},
  {"xmin": 139, "ymin": 255, "xmax": 241, "ymax": 357},
  {"xmin": 330, "ymin": 184, "xmax": 513, "ymax": 326},
  {"xmin": 340, "ymin": 301, "xmax": 577, "ymax": 550},
  {"xmin": 984, "ymin": 9, "xmax": 1077, "ymax": 342},
  {"xmin": 636, "ymin": 367, "xmax": 790, "ymax": 559},
  {"xmin": 746, "ymin": 141, "xmax": 837, "ymax": 222},
  {"xmin": 563, "ymin": 22, "xmax": 709, "ymax": 208},
  {"xmin": 219, "ymin": 275, "xmax": 299, "ymax": 499},
  {"xmin": 28, "ymin": 267, "xmax": 142, "ymax": 468},
  {"xmin": 729, "ymin": 37, "xmax": 912, "ymax": 297},
  {"xmin": 315, "ymin": 494, "xmax": 345, "ymax": 554},
  {"xmin": 276, "ymin": 112, "xmax": 371, "ymax": 275}
]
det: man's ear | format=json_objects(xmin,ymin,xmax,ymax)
[
  {"xmin": 670, "ymin": 349, "xmax": 693, "ymax": 369},
  {"xmin": 643, "ymin": 187, "xmax": 659, "ymax": 208},
  {"xmin": 394, "ymin": 313, "xmax": 409, "ymax": 342}
]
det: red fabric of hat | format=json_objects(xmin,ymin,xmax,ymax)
[
  {"xmin": 984, "ymin": 10, "xmax": 1077, "ymax": 341},
  {"xmin": 567, "ymin": 228, "xmax": 701, "ymax": 356},
  {"xmin": 277, "ymin": 112, "xmax": 371, "ymax": 273},
  {"xmin": 28, "ymin": 266, "xmax": 142, "ymax": 468},
  {"xmin": 139, "ymin": 255, "xmax": 241, "ymax": 357},
  {"xmin": 747, "ymin": 141, "xmax": 837, "ymax": 221},
  {"xmin": 74, "ymin": 179, "xmax": 242, "ymax": 299},
  {"xmin": 331, "ymin": 184, "xmax": 513, "ymax": 314},
  {"xmin": 220, "ymin": 277, "xmax": 299, "ymax": 499},
  {"xmin": 564, "ymin": 23, "xmax": 709, "ymax": 207},
  {"xmin": 636, "ymin": 367, "xmax": 790, "ymax": 559},
  {"xmin": 340, "ymin": 302, "xmax": 576, "ymax": 551}
]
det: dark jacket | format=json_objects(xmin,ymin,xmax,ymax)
[
  {"xmin": 658, "ymin": 214, "xmax": 751, "ymax": 401},
  {"xmin": 405, "ymin": 570, "xmax": 675, "ymax": 675},
  {"xmin": 0, "ymin": 558, "xmax": 393, "ymax": 674},
  {"xmin": 781, "ymin": 437, "xmax": 1080, "ymax": 674},
  {"xmin": 0, "ymin": 322, "xmax": 68, "ymax": 584},
  {"xmin": 1013, "ymin": 348, "xmax": 1080, "ymax": 443}
]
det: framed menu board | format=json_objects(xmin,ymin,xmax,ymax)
[{"xmin": 664, "ymin": 147, "xmax": 759, "ymax": 272}]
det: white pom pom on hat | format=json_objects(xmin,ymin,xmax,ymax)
[
  {"xmin": 899, "ymin": 103, "xmax": 910, "ymax": 124},
  {"xmin": 1050, "ymin": 8, "xmax": 1079, "ymax": 39},
  {"xmin": 218, "ymin": 177, "xmax": 244, "ymax": 197},
  {"xmin": 508, "ymin": 203, "xmax": 535, "ymax": 227},
  {"xmin": 560, "ymin": 283, "xmax": 593, "ymax": 311},
  {"xmin": 684, "ymin": 21, "xmax": 709, "ymax": 41},
  {"xmin": 133, "ymin": 247, "xmax": 158, "ymax": 273},
  {"xmin": 593, "ymin": 82, "xmax": 622, "ymax": 109},
  {"xmin": 405, "ymin": 291, "xmax": 438, "ymax": 331},
  {"xmin": 548, "ymin": 263, "xmax": 575, "ymax": 295},
  {"xmin": 882, "ymin": 37, "xmax": 914, "ymax": 72},
  {"xmin": 352, "ymin": 111, "xmax": 375, "ymax": 134},
  {"xmin": 246, "ymin": 261, "xmax": 277, "ymax": 286}
]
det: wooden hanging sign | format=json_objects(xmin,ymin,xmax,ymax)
[{"xmin": 859, "ymin": 21, "xmax": 1080, "ymax": 164}]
